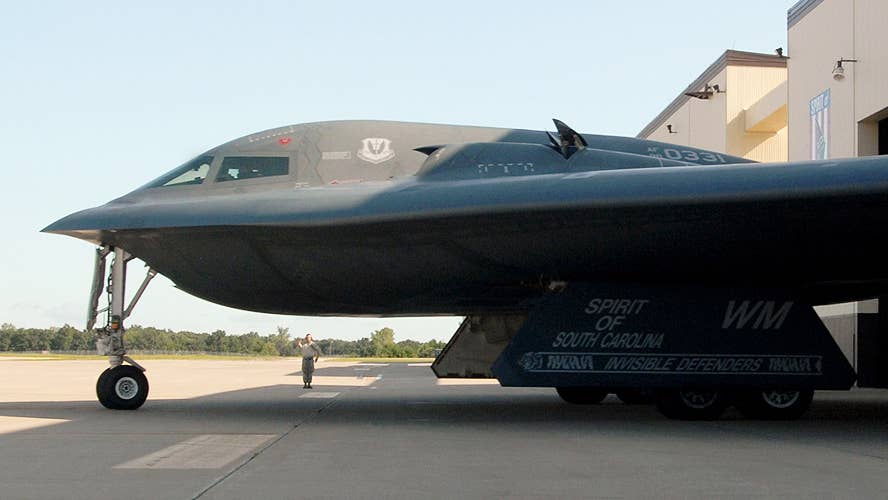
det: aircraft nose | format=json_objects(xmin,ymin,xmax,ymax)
[{"xmin": 42, "ymin": 206, "xmax": 110, "ymax": 243}]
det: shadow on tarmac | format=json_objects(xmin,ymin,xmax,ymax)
[{"xmin": 1, "ymin": 383, "xmax": 887, "ymax": 430}]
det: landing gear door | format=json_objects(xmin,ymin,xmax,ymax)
[{"xmin": 492, "ymin": 283, "xmax": 856, "ymax": 390}]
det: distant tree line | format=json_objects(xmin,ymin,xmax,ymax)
[{"xmin": 0, "ymin": 323, "xmax": 445, "ymax": 358}]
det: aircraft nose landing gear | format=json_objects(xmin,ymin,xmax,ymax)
[
  {"xmin": 88, "ymin": 246, "xmax": 156, "ymax": 410},
  {"xmin": 97, "ymin": 365, "xmax": 149, "ymax": 410}
]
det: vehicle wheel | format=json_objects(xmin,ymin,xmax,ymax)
[
  {"xmin": 556, "ymin": 387, "xmax": 608, "ymax": 405},
  {"xmin": 734, "ymin": 389, "xmax": 813, "ymax": 420},
  {"xmin": 655, "ymin": 389, "xmax": 729, "ymax": 420},
  {"xmin": 96, "ymin": 365, "xmax": 149, "ymax": 410},
  {"xmin": 616, "ymin": 389, "xmax": 653, "ymax": 405}
]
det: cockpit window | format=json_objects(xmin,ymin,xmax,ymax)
[
  {"xmin": 149, "ymin": 155, "xmax": 213, "ymax": 187},
  {"xmin": 216, "ymin": 156, "xmax": 289, "ymax": 182}
]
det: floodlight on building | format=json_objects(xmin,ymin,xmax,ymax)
[
  {"xmin": 833, "ymin": 63, "xmax": 844, "ymax": 80},
  {"xmin": 685, "ymin": 84, "xmax": 725, "ymax": 100},
  {"xmin": 685, "ymin": 85, "xmax": 713, "ymax": 100},
  {"xmin": 666, "ymin": 124, "xmax": 677, "ymax": 134},
  {"xmin": 833, "ymin": 58, "xmax": 858, "ymax": 81}
]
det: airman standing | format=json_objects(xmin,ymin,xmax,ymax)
[{"xmin": 296, "ymin": 334, "xmax": 321, "ymax": 389}]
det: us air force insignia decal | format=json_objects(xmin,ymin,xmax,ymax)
[{"xmin": 357, "ymin": 138, "xmax": 395, "ymax": 164}]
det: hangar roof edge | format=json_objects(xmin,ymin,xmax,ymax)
[
  {"xmin": 788, "ymin": 0, "xmax": 825, "ymax": 29},
  {"xmin": 636, "ymin": 50, "xmax": 788, "ymax": 139}
]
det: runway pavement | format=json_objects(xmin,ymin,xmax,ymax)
[{"xmin": 1, "ymin": 358, "xmax": 887, "ymax": 499}]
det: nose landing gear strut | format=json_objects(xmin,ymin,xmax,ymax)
[{"xmin": 88, "ymin": 246, "xmax": 156, "ymax": 410}]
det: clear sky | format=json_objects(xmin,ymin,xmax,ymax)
[{"xmin": 0, "ymin": 1, "xmax": 799, "ymax": 342}]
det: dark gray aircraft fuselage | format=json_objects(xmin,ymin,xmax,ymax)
[{"xmin": 45, "ymin": 120, "xmax": 888, "ymax": 316}]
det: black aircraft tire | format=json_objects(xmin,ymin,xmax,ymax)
[
  {"xmin": 96, "ymin": 366, "xmax": 149, "ymax": 410},
  {"xmin": 615, "ymin": 389, "xmax": 654, "ymax": 405},
  {"xmin": 556, "ymin": 387, "xmax": 609, "ymax": 405},
  {"xmin": 655, "ymin": 389, "xmax": 729, "ymax": 420},
  {"xmin": 734, "ymin": 389, "xmax": 814, "ymax": 420},
  {"xmin": 96, "ymin": 369, "xmax": 119, "ymax": 409}
]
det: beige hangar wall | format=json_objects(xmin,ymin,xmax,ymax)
[
  {"xmin": 640, "ymin": 55, "xmax": 787, "ymax": 163},
  {"xmin": 645, "ymin": 67, "xmax": 727, "ymax": 154},
  {"xmin": 726, "ymin": 66, "xmax": 787, "ymax": 162},
  {"xmin": 788, "ymin": 0, "xmax": 888, "ymax": 160}
]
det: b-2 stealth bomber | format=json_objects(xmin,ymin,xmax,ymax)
[{"xmin": 45, "ymin": 119, "xmax": 888, "ymax": 419}]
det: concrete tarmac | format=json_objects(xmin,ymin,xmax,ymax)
[{"xmin": 1, "ymin": 358, "xmax": 887, "ymax": 499}]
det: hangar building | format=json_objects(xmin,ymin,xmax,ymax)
[{"xmin": 638, "ymin": 0, "xmax": 888, "ymax": 387}]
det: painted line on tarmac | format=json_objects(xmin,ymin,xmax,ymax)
[
  {"xmin": 114, "ymin": 434, "xmax": 276, "ymax": 469},
  {"xmin": 299, "ymin": 391, "xmax": 341, "ymax": 399},
  {"xmin": 407, "ymin": 363, "xmax": 432, "ymax": 367},
  {"xmin": 305, "ymin": 376, "xmax": 377, "ymax": 387},
  {"xmin": 192, "ymin": 390, "xmax": 342, "ymax": 499},
  {"xmin": 356, "ymin": 363, "xmax": 390, "ymax": 367}
]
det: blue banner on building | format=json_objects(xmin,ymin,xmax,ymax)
[{"xmin": 810, "ymin": 89, "xmax": 831, "ymax": 160}]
